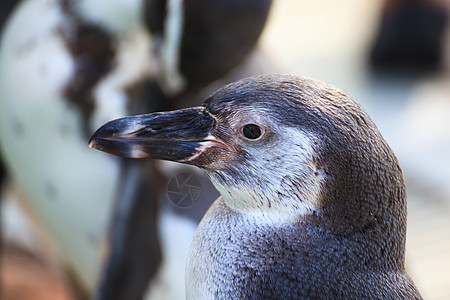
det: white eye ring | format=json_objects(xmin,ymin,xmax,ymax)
[{"xmin": 241, "ymin": 124, "xmax": 262, "ymax": 140}]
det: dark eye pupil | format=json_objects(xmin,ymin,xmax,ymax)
[{"xmin": 242, "ymin": 124, "xmax": 262, "ymax": 140}]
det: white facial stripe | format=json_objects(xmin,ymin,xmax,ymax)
[{"xmin": 206, "ymin": 128, "xmax": 323, "ymax": 220}]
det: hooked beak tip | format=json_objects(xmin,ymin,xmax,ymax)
[{"xmin": 88, "ymin": 138, "xmax": 95, "ymax": 149}]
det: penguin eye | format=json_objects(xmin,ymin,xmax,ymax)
[{"xmin": 241, "ymin": 124, "xmax": 262, "ymax": 140}]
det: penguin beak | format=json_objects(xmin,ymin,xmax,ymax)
[{"xmin": 88, "ymin": 107, "xmax": 221, "ymax": 163}]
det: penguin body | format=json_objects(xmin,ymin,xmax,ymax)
[{"xmin": 187, "ymin": 199, "xmax": 419, "ymax": 299}]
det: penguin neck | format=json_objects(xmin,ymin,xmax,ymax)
[
  {"xmin": 205, "ymin": 165, "xmax": 407, "ymax": 270},
  {"xmin": 195, "ymin": 199, "xmax": 392, "ymax": 270},
  {"xmin": 210, "ymin": 197, "xmax": 405, "ymax": 271},
  {"xmin": 208, "ymin": 176, "xmax": 317, "ymax": 224},
  {"xmin": 204, "ymin": 159, "xmax": 324, "ymax": 222}
]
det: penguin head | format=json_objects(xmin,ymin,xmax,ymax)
[{"xmin": 90, "ymin": 74, "xmax": 406, "ymax": 237}]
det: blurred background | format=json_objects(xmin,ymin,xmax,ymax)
[{"xmin": 1, "ymin": 0, "xmax": 449, "ymax": 299}]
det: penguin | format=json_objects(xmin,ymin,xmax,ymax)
[
  {"xmin": 89, "ymin": 74, "xmax": 422, "ymax": 299},
  {"xmin": 0, "ymin": 0, "xmax": 271, "ymax": 299}
]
